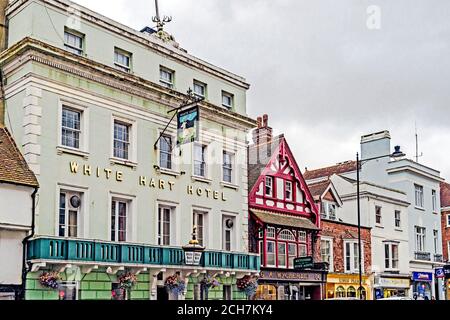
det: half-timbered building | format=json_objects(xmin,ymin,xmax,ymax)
[{"xmin": 248, "ymin": 115, "xmax": 327, "ymax": 300}]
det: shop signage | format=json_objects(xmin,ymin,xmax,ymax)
[
  {"xmin": 378, "ymin": 277, "xmax": 410, "ymax": 288},
  {"xmin": 294, "ymin": 256, "xmax": 314, "ymax": 270},
  {"xmin": 412, "ymin": 272, "xmax": 433, "ymax": 282},
  {"xmin": 443, "ymin": 265, "xmax": 450, "ymax": 280},
  {"xmin": 177, "ymin": 106, "xmax": 199, "ymax": 146},
  {"xmin": 435, "ymin": 268, "xmax": 445, "ymax": 279},
  {"xmin": 259, "ymin": 270, "xmax": 323, "ymax": 282}
]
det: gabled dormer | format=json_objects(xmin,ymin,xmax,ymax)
[
  {"xmin": 248, "ymin": 115, "xmax": 319, "ymax": 226},
  {"xmin": 307, "ymin": 179, "xmax": 343, "ymax": 221}
]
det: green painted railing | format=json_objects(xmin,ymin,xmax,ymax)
[{"xmin": 27, "ymin": 238, "xmax": 260, "ymax": 272}]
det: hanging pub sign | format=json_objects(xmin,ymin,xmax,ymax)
[{"xmin": 177, "ymin": 106, "xmax": 199, "ymax": 146}]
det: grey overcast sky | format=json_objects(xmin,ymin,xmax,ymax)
[{"xmin": 73, "ymin": 0, "xmax": 450, "ymax": 179}]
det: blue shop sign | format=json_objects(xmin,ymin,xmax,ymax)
[
  {"xmin": 412, "ymin": 272, "xmax": 433, "ymax": 282},
  {"xmin": 435, "ymin": 268, "xmax": 445, "ymax": 279}
]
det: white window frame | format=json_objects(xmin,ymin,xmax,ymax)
[
  {"xmin": 114, "ymin": 47, "xmax": 132, "ymax": 72},
  {"xmin": 321, "ymin": 237, "xmax": 334, "ymax": 272},
  {"xmin": 58, "ymin": 190, "xmax": 83, "ymax": 239},
  {"xmin": 432, "ymin": 189, "xmax": 437, "ymax": 213},
  {"xmin": 193, "ymin": 143, "xmax": 207, "ymax": 178},
  {"xmin": 266, "ymin": 241, "xmax": 276, "ymax": 267},
  {"xmin": 447, "ymin": 214, "xmax": 450, "ymax": 227},
  {"xmin": 375, "ymin": 206, "xmax": 382, "ymax": 226},
  {"xmin": 448, "ymin": 241, "xmax": 450, "ymax": 262},
  {"xmin": 110, "ymin": 198, "xmax": 130, "ymax": 242},
  {"xmin": 193, "ymin": 80, "xmax": 207, "ymax": 99},
  {"xmin": 384, "ymin": 242, "xmax": 399, "ymax": 271},
  {"xmin": 111, "ymin": 115, "xmax": 137, "ymax": 165},
  {"xmin": 193, "ymin": 210, "xmax": 208, "ymax": 248},
  {"xmin": 157, "ymin": 205, "xmax": 173, "ymax": 246},
  {"xmin": 64, "ymin": 28, "xmax": 84, "ymax": 55},
  {"xmin": 56, "ymin": 184, "xmax": 89, "ymax": 239},
  {"xmin": 222, "ymin": 150, "xmax": 235, "ymax": 184},
  {"xmin": 344, "ymin": 240, "xmax": 363, "ymax": 274},
  {"xmin": 159, "ymin": 133, "xmax": 174, "ymax": 170},
  {"xmin": 265, "ymin": 176, "xmax": 273, "ymax": 197},
  {"xmin": 221, "ymin": 91, "xmax": 234, "ymax": 109},
  {"xmin": 285, "ymin": 181, "xmax": 293, "ymax": 201},
  {"xmin": 415, "ymin": 226, "xmax": 426, "ymax": 252},
  {"xmin": 222, "ymin": 214, "xmax": 237, "ymax": 252},
  {"xmin": 433, "ymin": 229, "xmax": 439, "ymax": 254},
  {"xmin": 394, "ymin": 210, "xmax": 401, "ymax": 229},
  {"xmin": 160, "ymin": 66, "xmax": 174, "ymax": 89},
  {"xmin": 58, "ymin": 100, "xmax": 89, "ymax": 155},
  {"xmin": 415, "ymin": 184, "xmax": 424, "ymax": 209}
]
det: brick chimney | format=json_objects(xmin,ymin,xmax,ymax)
[{"xmin": 252, "ymin": 114, "xmax": 273, "ymax": 146}]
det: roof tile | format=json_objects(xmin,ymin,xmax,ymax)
[{"xmin": 0, "ymin": 127, "xmax": 38, "ymax": 187}]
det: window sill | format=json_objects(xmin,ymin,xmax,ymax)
[
  {"xmin": 110, "ymin": 158, "xmax": 138, "ymax": 169},
  {"xmin": 375, "ymin": 224, "xmax": 384, "ymax": 229},
  {"xmin": 220, "ymin": 181, "xmax": 239, "ymax": 190},
  {"xmin": 415, "ymin": 206, "xmax": 425, "ymax": 211},
  {"xmin": 157, "ymin": 167, "xmax": 182, "ymax": 178},
  {"xmin": 191, "ymin": 175, "xmax": 212, "ymax": 184},
  {"xmin": 57, "ymin": 146, "xmax": 89, "ymax": 159},
  {"xmin": 394, "ymin": 228, "xmax": 403, "ymax": 232}
]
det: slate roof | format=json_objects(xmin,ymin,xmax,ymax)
[
  {"xmin": 0, "ymin": 126, "xmax": 38, "ymax": 187},
  {"xmin": 304, "ymin": 161, "xmax": 357, "ymax": 180},
  {"xmin": 248, "ymin": 134, "xmax": 284, "ymax": 190},
  {"xmin": 441, "ymin": 182, "xmax": 450, "ymax": 208},
  {"xmin": 251, "ymin": 209, "xmax": 320, "ymax": 231}
]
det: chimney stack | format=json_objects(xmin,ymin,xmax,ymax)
[{"xmin": 252, "ymin": 114, "xmax": 273, "ymax": 146}]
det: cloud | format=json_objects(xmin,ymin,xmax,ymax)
[{"xmin": 72, "ymin": 0, "xmax": 450, "ymax": 179}]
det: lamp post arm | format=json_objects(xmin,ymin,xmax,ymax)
[{"xmin": 359, "ymin": 153, "xmax": 393, "ymax": 166}]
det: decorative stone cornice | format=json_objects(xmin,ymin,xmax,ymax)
[
  {"xmin": 0, "ymin": 38, "xmax": 257, "ymax": 131},
  {"xmin": 6, "ymin": 0, "xmax": 250, "ymax": 89}
]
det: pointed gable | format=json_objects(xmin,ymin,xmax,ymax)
[{"xmin": 248, "ymin": 135, "xmax": 319, "ymax": 225}]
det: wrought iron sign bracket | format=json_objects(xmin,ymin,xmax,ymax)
[{"xmin": 153, "ymin": 88, "xmax": 204, "ymax": 151}]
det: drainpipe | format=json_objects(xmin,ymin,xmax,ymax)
[
  {"xmin": 0, "ymin": 0, "xmax": 8, "ymax": 126},
  {"xmin": 20, "ymin": 187, "xmax": 39, "ymax": 300}
]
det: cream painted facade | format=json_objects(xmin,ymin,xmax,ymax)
[{"xmin": 1, "ymin": 0, "xmax": 259, "ymax": 300}]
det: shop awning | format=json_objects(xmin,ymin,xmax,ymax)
[{"xmin": 251, "ymin": 209, "xmax": 320, "ymax": 231}]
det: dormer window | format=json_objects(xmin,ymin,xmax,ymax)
[
  {"xmin": 265, "ymin": 177, "xmax": 273, "ymax": 196},
  {"xmin": 321, "ymin": 201, "xmax": 337, "ymax": 220}
]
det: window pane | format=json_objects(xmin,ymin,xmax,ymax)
[
  {"xmin": 160, "ymin": 136, "xmax": 172, "ymax": 169},
  {"xmin": 61, "ymin": 108, "xmax": 81, "ymax": 149},
  {"xmin": 277, "ymin": 243, "xmax": 286, "ymax": 267},
  {"xmin": 59, "ymin": 193, "xmax": 66, "ymax": 237},
  {"xmin": 114, "ymin": 122, "xmax": 130, "ymax": 159},
  {"xmin": 68, "ymin": 210, "xmax": 78, "ymax": 238}
]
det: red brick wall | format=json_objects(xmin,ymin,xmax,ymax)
[
  {"xmin": 441, "ymin": 210, "xmax": 450, "ymax": 262},
  {"xmin": 320, "ymin": 221, "xmax": 372, "ymax": 274}
]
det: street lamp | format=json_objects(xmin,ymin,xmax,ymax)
[
  {"xmin": 183, "ymin": 226, "xmax": 205, "ymax": 266},
  {"xmin": 356, "ymin": 145, "xmax": 405, "ymax": 300}
]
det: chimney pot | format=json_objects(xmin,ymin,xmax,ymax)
[
  {"xmin": 263, "ymin": 114, "xmax": 268, "ymax": 127},
  {"xmin": 257, "ymin": 117, "xmax": 262, "ymax": 129}
]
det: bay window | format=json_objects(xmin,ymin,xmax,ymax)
[{"xmin": 266, "ymin": 241, "xmax": 276, "ymax": 267}]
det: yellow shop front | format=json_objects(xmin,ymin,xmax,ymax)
[{"xmin": 326, "ymin": 274, "xmax": 372, "ymax": 300}]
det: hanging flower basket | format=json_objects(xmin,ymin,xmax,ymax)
[
  {"xmin": 164, "ymin": 274, "xmax": 186, "ymax": 296},
  {"xmin": 200, "ymin": 276, "xmax": 220, "ymax": 290},
  {"xmin": 236, "ymin": 276, "xmax": 258, "ymax": 298},
  {"xmin": 118, "ymin": 272, "xmax": 138, "ymax": 290},
  {"xmin": 39, "ymin": 271, "xmax": 60, "ymax": 289}
]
